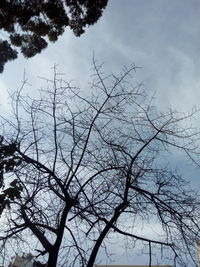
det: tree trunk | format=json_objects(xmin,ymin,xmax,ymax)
[
  {"xmin": 47, "ymin": 249, "xmax": 59, "ymax": 267},
  {"xmin": 87, "ymin": 206, "xmax": 124, "ymax": 267}
]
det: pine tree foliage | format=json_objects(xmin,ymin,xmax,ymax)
[{"xmin": 0, "ymin": 0, "xmax": 108, "ymax": 72}]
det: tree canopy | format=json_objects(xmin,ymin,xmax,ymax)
[
  {"xmin": 0, "ymin": 0, "xmax": 108, "ymax": 72},
  {"xmin": 0, "ymin": 62, "xmax": 200, "ymax": 267}
]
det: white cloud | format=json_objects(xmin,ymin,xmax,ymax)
[{"xmin": 0, "ymin": 79, "xmax": 10, "ymax": 111}]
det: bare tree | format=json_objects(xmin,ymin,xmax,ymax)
[{"xmin": 0, "ymin": 60, "xmax": 200, "ymax": 267}]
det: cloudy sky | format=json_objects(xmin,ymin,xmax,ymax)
[
  {"xmin": 2, "ymin": 0, "xmax": 200, "ymax": 112},
  {"xmin": 1, "ymin": 0, "xmax": 200, "ymax": 265}
]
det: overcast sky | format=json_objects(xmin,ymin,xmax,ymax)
[
  {"xmin": 2, "ymin": 0, "xmax": 200, "ymax": 112},
  {"xmin": 1, "ymin": 0, "xmax": 200, "ymax": 265}
]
